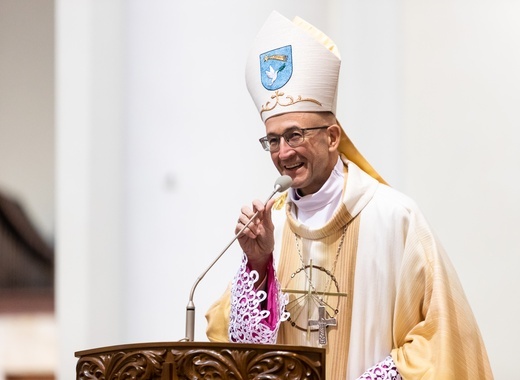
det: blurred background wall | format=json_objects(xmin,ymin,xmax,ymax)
[
  {"xmin": 0, "ymin": 1, "xmax": 55, "ymax": 379},
  {"xmin": 1, "ymin": 0, "xmax": 518, "ymax": 379}
]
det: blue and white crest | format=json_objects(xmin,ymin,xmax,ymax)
[{"xmin": 260, "ymin": 45, "xmax": 293, "ymax": 91}]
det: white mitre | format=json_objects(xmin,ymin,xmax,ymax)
[
  {"xmin": 245, "ymin": 11, "xmax": 386, "ymax": 185},
  {"xmin": 245, "ymin": 11, "xmax": 340, "ymax": 121}
]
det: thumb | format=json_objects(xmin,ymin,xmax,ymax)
[{"xmin": 264, "ymin": 198, "xmax": 276, "ymax": 220}]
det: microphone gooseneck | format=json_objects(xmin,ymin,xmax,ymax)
[{"xmin": 185, "ymin": 175, "xmax": 293, "ymax": 342}]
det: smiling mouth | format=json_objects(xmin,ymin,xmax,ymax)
[{"xmin": 284, "ymin": 162, "xmax": 304, "ymax": 171}]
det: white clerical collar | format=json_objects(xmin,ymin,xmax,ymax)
[{"xmin": 289, "ymin": 157, "xmax": 344, "ymax": 227}]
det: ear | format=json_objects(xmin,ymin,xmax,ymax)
[{"xmin": 327, "ymin": 125, "xmax": 342, "ymax": 151}]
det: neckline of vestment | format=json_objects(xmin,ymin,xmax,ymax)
[
  {"xmin": 289, "ymin": 157, "xmax": 344, "ymax": 214},
  {"xmin": 284, "ymin": 157, "xmax": 379, "ymax": 240}
]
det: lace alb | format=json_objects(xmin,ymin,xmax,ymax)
[
  {"xmin": 229, "ymin": 253, "xmax": 289, "ymax": 343},
  {"xmin": 357, "ymin": 355, "xmax": 402, "ymax": 380}
]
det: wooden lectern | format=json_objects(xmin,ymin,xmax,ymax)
[{"xmin": 75, "ymin": 341, "xmax": 326, "ymax": 379}]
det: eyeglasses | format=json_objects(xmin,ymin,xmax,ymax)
[{"xmin": 259, "ymin": 126, "xmax": 330, "ymax": 152}]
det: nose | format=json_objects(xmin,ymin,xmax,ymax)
[{"xmin": 276, "ymin": 138, "xmax": 295, "ymax": 159}]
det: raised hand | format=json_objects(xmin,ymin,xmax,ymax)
[{"xmin": 235, "ymin": 198, "xmax": 276, "ymax": 280}]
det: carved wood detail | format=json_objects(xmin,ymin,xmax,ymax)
[{"xmin": 75, "ymin": 342, "xmax": 325, "ymax": 380}]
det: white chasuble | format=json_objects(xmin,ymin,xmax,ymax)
[{"xmin": 206, "ymin": 158, "xmax": 493, "ymax": 379}]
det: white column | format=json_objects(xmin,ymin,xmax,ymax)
[{"xmin": 55, "ymin": 1, "xmax": 124, "ymax": 378}]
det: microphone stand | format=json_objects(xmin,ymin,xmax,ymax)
[{"xmin": 185, "ymin": 177, "xmax": 291, "ymax": 341}]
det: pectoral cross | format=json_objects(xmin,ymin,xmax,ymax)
[
  {"xmin": 308, "ymin": 304, "xmax": 337, "ymax": 346},
  {"xmin": 282, "ymin": 260, "xmax": 347, "ymax": 346}
]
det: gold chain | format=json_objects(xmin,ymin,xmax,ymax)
[{"xmin": 294, "ymin": 224, "xmax": 347, "ymax": 299}]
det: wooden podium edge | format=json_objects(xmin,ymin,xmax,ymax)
[{"xmin": 75, "ymin": 341, "xmax": 326, "ymax": 379}]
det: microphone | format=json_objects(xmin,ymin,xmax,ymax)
[{"xmin": 184, "ymin": 175, "xmax": 292, "ymax": 341}]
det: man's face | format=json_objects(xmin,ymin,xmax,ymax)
[{"xmin": 264, "ymin": 112, "xmax": 339, "ymax": 196}]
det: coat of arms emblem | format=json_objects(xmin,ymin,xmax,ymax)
[{"xmin": 260, "ymin": 45, "xmax": 293, "ymax": 91}]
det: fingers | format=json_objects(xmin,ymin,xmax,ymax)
[
  {"xmin": 251, "ymin": 199, "xmax": 266, "ymax": 214},
  {"xmin": 236, "ymin": 200, "xmax": 267, "ymax": 237},
  {"xmin": 236, "ymin": 199, "xmax": 276, "ymax": 260}
]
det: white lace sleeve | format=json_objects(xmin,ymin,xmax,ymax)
[
  {"xmin": 357, "ymin": 355, "xmax": 402, "ymax": 380},
  {"xmin": 228, "ymin": 253, "xmax": 289, "ymax": 344}
]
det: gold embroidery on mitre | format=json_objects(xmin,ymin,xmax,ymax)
[
  {"xmin": 261, "ymin": 90, "xmax": 322, "ymax": 115},
  {"xmin": 263, "ymin": 54, "xmax": 288, "ymax": 62}
]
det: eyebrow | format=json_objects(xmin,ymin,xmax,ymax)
[{"xmin": 266, "ymin": 126, "xmax": 300, "ymax": 136}]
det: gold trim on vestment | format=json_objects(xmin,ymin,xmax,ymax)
[{"xmin": 276, "ymin": 164, "xmax": 360, "ymax": 379}]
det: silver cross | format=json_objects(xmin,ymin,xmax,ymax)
[{"xmin": 308, "ymin": 304, "xmax": 337, "ymax": 346}]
